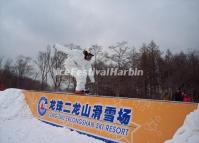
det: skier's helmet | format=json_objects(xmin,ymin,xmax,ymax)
[
  {"xmin": 84, "ymin": 48, "xmax": 94, "ymax": 60},
  {"xmin": 85, "ymin": 48, "xmax": 94, "ymax": 56}
]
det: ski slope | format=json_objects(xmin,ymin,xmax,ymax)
[{"xmin": 0, "ymin": 89, "xmax": 104, "ymax": 143}]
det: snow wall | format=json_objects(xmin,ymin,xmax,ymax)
[{"xmin": 23, "ymin": 90, "xmax": 197, "ymax": 143}]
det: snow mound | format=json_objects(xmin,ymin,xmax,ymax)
[
  {"xmin": 165, "ymin": 104, "xmax": 199, "ymax": 143},
  {"xmin": 0, "ymin": 89, "xmax": 32, "ymax": 121},
  {"xmin": 0, "ymin": 89, "xmax": 104, "ymax": 143}
]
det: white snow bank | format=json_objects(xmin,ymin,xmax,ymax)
[
  {"xmin": 165, "ymin": 104, "xmax": 199, "ymax": 143},
  {"xmin": 0, "ymin": 89, "xmax": 104, "ymax": 143}
]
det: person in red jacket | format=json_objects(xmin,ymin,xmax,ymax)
[{"xmin": 182, "ymin": 92, "xmax": 192, "ymax": 102}]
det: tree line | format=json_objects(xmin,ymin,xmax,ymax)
[{"xmin": 0, "ymin": 41, "xmax": 199, "ymax": 102}]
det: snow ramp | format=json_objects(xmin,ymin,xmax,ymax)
[
  {"xmin": 0, "ymin": 89, "xmax": 103, "ymax": 143},
  {"xmin": 23, "ymin": 90, "xmax": 198, "ymax": 143}
]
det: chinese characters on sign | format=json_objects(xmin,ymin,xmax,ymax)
[{"xmin": 48, "ymin": 99, "xmax": 132, "ymax": 126}]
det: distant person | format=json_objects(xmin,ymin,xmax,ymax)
[
  {"xmin": 182, "ymin": 93, "xmax": 192, "ymax": 102},
  {"xmin": 174, "ymin": 90, "xmax": 183, "ymax": 101},
  {"xmin": 54, "ymin": 43, "xmax": 95, "ymax": 94}
]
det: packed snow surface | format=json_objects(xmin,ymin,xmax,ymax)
[
  {"xmin": 165, "ymin": 104, "xmax": 199, "ymax": 143},
  {"xmin": 0, "ymin": 89, "xmax": 104, "ymax": 143}
]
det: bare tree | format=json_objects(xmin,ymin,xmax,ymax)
[
  {"xmin": 35, "ymin": 46, "xmax": 51, "ymax": 90},
  {"xmin": 90, "ymin": 44, "xmax": 103, "ymax": 94},
  {"xmin": 109, "ymin": 41, "xmax": 130, "ymax": 68},
  {"xmin": 126, "ymin": 47, "xmax": 139, "ymax": 68},
  {"xmin": 107, "ymin": 42, "xmax": 130, "ymax": 96},
  {"xmin": 1, "ymin": 58, "xmax": 15, "ymax": 88},
  {"xmin": 49, "ymin": 48, "xmax": 67, "ymax": 90},
  {"xmin": 4, "ymin": 58, "xmax": 14, "ymax": 73},
  {"xmin": 13, "ymin": 55, "xmax": 33, "ymax": 88},
  {"xmin": 14, "ymin": 55, "xmax": 33, "ymax": 78},
  {"xmin": 139, "ymin": 41, "xmax": 162, "ymax": 99}
]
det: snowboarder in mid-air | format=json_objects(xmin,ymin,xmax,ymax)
[{"xmin": 54, "ymin": 43, "xmax": 95, "ymax": 94}]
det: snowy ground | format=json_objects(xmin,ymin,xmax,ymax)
[
  {"xmin": 0, "ymin": 89, "xmax": 104, "ymax": 143},
  {"xmin": 165, "ymin": 104, "xmax": 199, "ymax": 143}
]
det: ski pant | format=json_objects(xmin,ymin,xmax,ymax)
[{"xmin": 71, "ymin": 69, "xmax": 87, "ymax": 91}]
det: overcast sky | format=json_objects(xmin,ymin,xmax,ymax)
[{"xmin": 0, "ymin": 0, "xmax": 199, "ymax": 58}]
